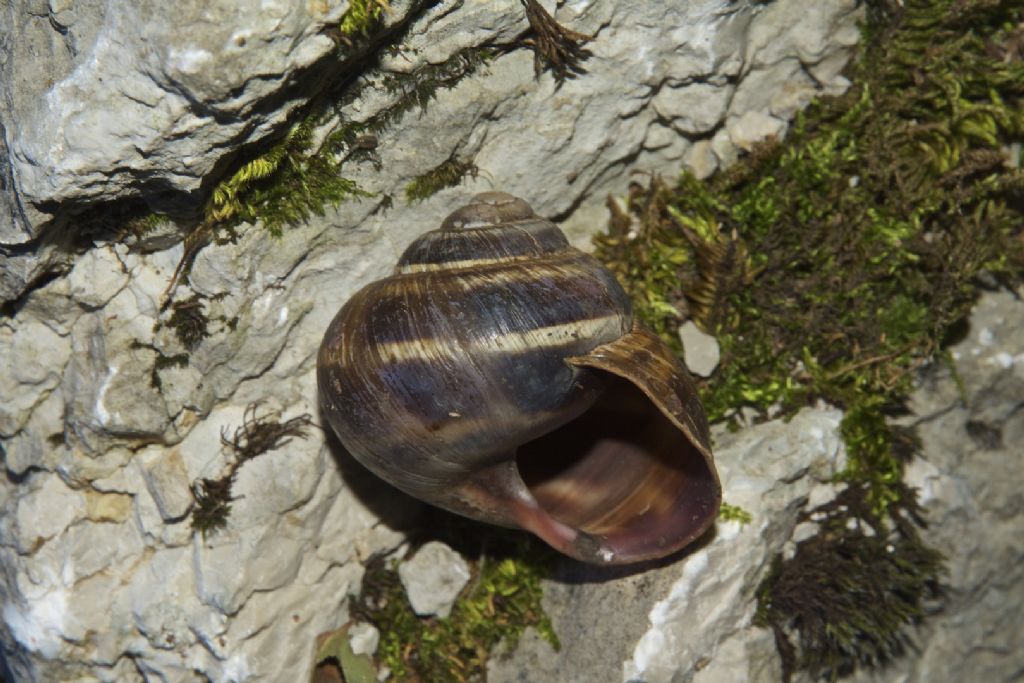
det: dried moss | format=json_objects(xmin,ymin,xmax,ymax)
[
  {"xmin": 593, "ymin": 0, "xmax": 1022, "ymax": 677},
  {"xmin": 521, "ymin": 0, "xmax": 592, "ymax": 82},
  {"xmin": 189, "ymin": 403, "xmax": 313, "ymax": 537},
  {"xmin": 150, "ymin": 352, "xmax": 189, "ymax": 389},
  {"xmin": 166, "ymin": 294, "xmax": 209, "ymax": 351},
  {"xmin": 755, "ymin": 485, "xmax": 944, "ymax": 681}
]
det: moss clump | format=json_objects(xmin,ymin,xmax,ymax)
[
  {"xmin": 595, "ymin": 0, "xmax": 1023, "ymax": 473},
  {"xmin": 405, "ymin": 156, "xmax": 480, "ymax": 202},
  {"xmin": 339, "ymin": 0, "xmax": 389, "ymax": 40},
  {"xmin": 755, "ymin": 485, "xmax": 944, "ymax": 681},
  {"xmin": 593, "ymin": 0, "xmax": 1022, "ymax": 678},
  {"xmin": 718, "ymin": 502, "xmax": 753, "ymax": 526},
  {"xmin": 206, "ymin": 119, "xmax": 372, "ymax": 238},
  {"xmin": 166, "ymin": 294, "xmax": 209, "ymax": 351},
  {"xmin": 354, "ymin": 527, "xmax": 558, "ymax": 683}
]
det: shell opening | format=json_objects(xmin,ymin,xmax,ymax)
[{"xmin": 515, "ymin": 373, "xmax": 718, "ymax": 563}]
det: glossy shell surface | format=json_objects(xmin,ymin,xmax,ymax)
[{"xmin": 318, "ymin": 192, "xmax": 719, "ymax": 564}]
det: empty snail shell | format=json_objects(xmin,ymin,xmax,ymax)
[{"xmin": 317, "ymin": 191, "xmax": 720, "ymax": 565}]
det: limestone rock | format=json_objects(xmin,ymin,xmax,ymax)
[
  {"xmin": 0, "ymin": 0, "xmax": 864, "ymax": 304},
  {"xmin": 0, "ymin": 0, "xmax": 868, "ymax": 680},
  {"xmin": 348, "ymin": 622, "xmax": 381, "ymax": 657},
  {"xmin": 679, "ymin": 321, "xmax": 721, "ymax": 378},
  {"xmin": 843, "ymin": 287, "xmax": 1024, "ymax": 683},
  {"xmin": 1, "ymin": 0, "xmax": 358, "ymax": 232},
  {"xmin": 654, "ymin": 82, "xmax": 735, "ymax": 136},
  {"xmin": 398, "ymin": 541, "xmax": 472, "ymax": 619}
]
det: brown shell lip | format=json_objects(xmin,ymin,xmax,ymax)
[{"xmin": 458, "ymin": 324, "xmax": 721, "ymax": 565}]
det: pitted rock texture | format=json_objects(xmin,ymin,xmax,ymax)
[{"xmin": 0, "ymin": 0, "xmax": 865, "ymax": 680}]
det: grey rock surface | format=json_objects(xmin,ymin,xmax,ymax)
[
  {"xmin": 0, "ymin": 0, "xmax": 867, "ymax": 680},
  {"xmin": 0, "ymin": 0, "xmax": 863, "ymax": 302},
  {"xmin": 398, "ymin": 541, "xmax": 472, "ymax": 619}
]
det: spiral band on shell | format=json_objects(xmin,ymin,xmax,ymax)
[{"xmin": 318, "ymin": 191, "xmax": 720, "ymax": 565}]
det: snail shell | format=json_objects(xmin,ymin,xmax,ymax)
[{"xmin": 318, "ymin": 192, "xmax": 720, "ymax": 565}]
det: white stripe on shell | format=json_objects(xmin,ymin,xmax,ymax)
[{"xmin": 370, "ymin": 313, "xmax": 627, "ymax": 364}]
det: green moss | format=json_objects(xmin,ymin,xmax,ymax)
[
  {"xmin": 157, "ymin": 26, "xmax": 498, "ymax": 307},
  {"xmin": 405, "ymin": 157, "xmax": 479, "ymax": 202},
  {"xmin": 205, "ymin": 118, "xmax": 372, "ymax": 238},
  {"xmin": 593, "ymin": 0, "xmax": 1022, "ymax": 678},
  {"xmin": 196, "ymin": 44, "xmax": 491, "ymax": 244},
  {"xmin": 354, "ymin": 528, "xmax": 558, "ymax": 682},
  {"xmin": 339, "ymin": 0, "xmax": 388, "ymax": 39},
  {"xmin": 595, "ymin": 0, "xmax": 1023, "ymax": 464},
  {"xmin": 718, "ymin": 502, "xmax": 753, "ymax": 526}
]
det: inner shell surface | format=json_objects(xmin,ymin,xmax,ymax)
[{"xmin": 516, "ymin": 374, "xmax": 717, "ymax": 560}]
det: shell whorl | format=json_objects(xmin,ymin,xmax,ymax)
[
  {"xmin": 395, "ymin": 192, "xmax": 573, "ymax": 274},
  {"xmin": 317, "ymin": 191, "xmax": 719, "ymax": 565},
  {"xmin": 319, "ymin": 193, "xmax": 632, "ymax": 495}
]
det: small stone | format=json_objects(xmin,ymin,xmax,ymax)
[
  {"xmin": 684, "ymin": 140, "xmax": 718, "ymax": 180},
  {"xmin": 66, "ymin": 245, "xmax": 129, "ymax": 309},
  {"xmin": 348, "ymin": 622, "xmax": 380, "ymax": 657},
  {"xmin": 678, "ymin": 321, "xmax": 721, "ymax": 378},
  {"xmin": 726, "ymin": 110, "xmax": 787, "ymax": 152},
  {"xmin": 397, "ymin": 541, "xmax": 471, "ymax": 618},
  {"xmin": 137, "ymin": 448, "xmax": 193, "ymax": 523}
]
